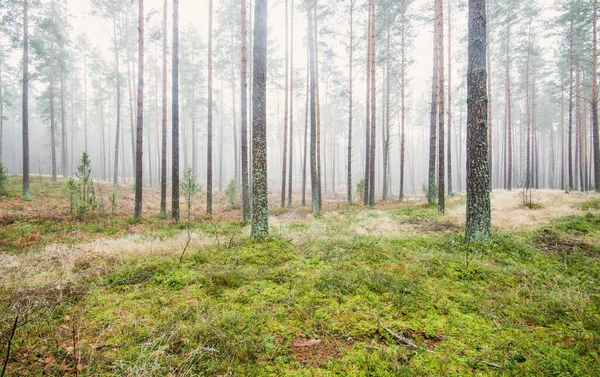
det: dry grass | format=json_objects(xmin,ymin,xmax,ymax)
[{"xmin": 447, "ymin": 190, "xmax": 600, "ymax": 232}]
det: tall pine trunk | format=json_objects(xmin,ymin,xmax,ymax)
[
  {"xmin": 207, "ymin": 0, "xmax": 214, "ymax": 215},
  {"xmin": 288, "ymin": 0, "xmax": 295, "ymax": 207},
  {"xmin": 568, "ymin": 20, "xmax": 574, "ymax": 191},
  {"xmin": 368, "ymin": 0, "xmax": 376, "ymax": 207},
  {"xmin": 60, "ymin": 68, "xmax": 68, "ymax": 177},
  {"xmin": 347, "ymin": 0, "xmax": 354, "ymax": 204},
  {"xmin": 50, "ymin": 16, "xmax": 57, "ymax": 183},
  {"xmin": 592, "ymin": 0, "xmax": 599, "ymax": 192},
  {"xmin": 363, "ymin": 0, "xmax": 372, "ymax": 205},
  {"xmin": 251, "ymin": 0, "xmax": 269, "ymax": 236},
  {"xmin": 241, "ymin": 0, "xmax": 251, "ymax": 220},
  {"xmin": 160, "ymin": 0, "xmax": 168, "ymax": 218},
  {"xmin": 302, "ymin": 51, "xmax": 309, "ymax": 207},
  {"xmin": 134, "ymin": 0, "xmax": 145, "ymax": 219},
  {"xmin": 447, "ymin": 1, "xmax": 453, "ymax": 196},
  {"xmin": 113, "ymin": 18, "xmax": 121, "ymax": 188},
  {"xmin": 504, "ymin": 22, "xmax": 512, "ymax": 191},
  {"xmin": 466, "ymin": 0, "xmax": 491, "ymax": 242},
  {"xmin": 172, "ymin": 0, "xmax": 180, "ymax": 221},
  {"xmin": 22, "ymin": 0, "xmax": 30, "ymax": 197},
  {"xmin": 428, "ymin": 0, "xmax": 440, "ymax": 205},
  {"xmin": 307, "ymin": 0, "xmax": 320, "ymax": 214},
  {"xmin": 280, "ymin": 0, "xmax": 289, "ymax": 207},
  {"xmin": 399, "ymin": 12, "xmax": 406, "ymax": 201},
  {"xmin": 437, "ymin": 0, "xmax": 445, "ymax": 214}
]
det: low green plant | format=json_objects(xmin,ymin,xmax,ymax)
[
  {"xmin": 181, "ymin": 167, "xmax": 201, "ymax": 222},
  {"xmin": 63, "ymin": 152, "xmax": 98, "ymax": 217},
  {"xmin": 356, "ymin": 179, "xmax": 365, "ymax": 202},
  {"xmin": 225, "ymin": 179, "xmax": 238, "ymax": 208},
  {"xmin": 0, "ymin": 161, "xmax": 8, "ymax": 196},
  {"xmin": 109, "ymin": 188, "xmax": 118, "ymax": 215}
]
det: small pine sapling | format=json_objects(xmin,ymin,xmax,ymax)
[{"xmin": 181, "ymin": 167, "xmax": 201, "ymax": 222}]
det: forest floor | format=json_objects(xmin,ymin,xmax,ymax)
[{"xmin": 1, "ymin": 176, "xmax": 600, "ymax": 376}]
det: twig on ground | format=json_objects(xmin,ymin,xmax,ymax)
[
  {"xmin": 1, "ymin": 316, "xmax": 18, "ymax": 377},
  {"xmin": 385, "ymin": 328, "xmax": 418, "ymax": 349},
  {"xmin": 179, "ymin": 224, "xmax": 193, "ymax": 268}
]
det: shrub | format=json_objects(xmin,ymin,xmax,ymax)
[
  {"xmin": 181, "ymin": 167, "xmax": 201, "ymax": 222},
  {"xmin": 225, "ymin": 179, "xmax": 238, "ymax": 208},
  {"xmin": 356, "ymin": 179, "xmax": 365, "ymax": 202},
  {"xmin": 63, "ymin": 152, "xmax": 98, "ymax": 217},
  {"xmin": 0, "ymin": 161, "xmax": 8, "ymax": 196}
]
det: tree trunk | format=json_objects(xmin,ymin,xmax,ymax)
[
  {"xmin": 368, "ymin": 0, "xmax": 376, "ymax": 207},
  {"xmin": 60, "ymin": 68, "xmax": 68, "ymax": 178},
  {"xmin": 428, "ymin": 0, "xmax": 440, "ymax": 205},
  {"xmin": 447, "ymin": 0, "xmax": 453, "ymax": 196},
  {"xmin": 113, "ymin": 17, "xmax": 121, "ymax": 188},
  {"xmin": 307, "ymin": 0, "xmax": 320, "ymax": 214},
  {"xmin": 302, "ymin": 50, "xmax": 309, "ymax": 207},
  {"xmin": 160, "ymin": 0, "xmax": 168, "ymax": 218},
  {"xmin": 486, "ymin": 0, "xmax": 492, "ymax": 189},
  {"xmin": 172, "ymin": 0, "xmax": 180, "ymax": 221},
  {"xmin": 592, "ymin": 0, "xmax": 599, "ymax": 192},
  {"xmin": 399, "ymin": 12, "xmax": 406, "ymax": 201},
  {"xmin": 437, "ymin": 0, "xmax": 445, "ymax": 214},
  {"xmin": 219, "ymin": 79, "xmax": 224, "ymax": 192},
  {"xmin": 466, "ymin": 0, "xmax": 491, "ymax": 242},
  {"xmin": 50, "ymin": 14, "xmax": 57, "ymax": 183},
  {"xmin": 230, "ymin": 32, "xmax": 239, "ymax": 191},
  {"xmin": 568, "ymin": 20, "xmax": 574, "ymax": 191},
  {"xmin": 314, "ymin": 3, "xmax": 322, "ymax": 209},
  {"xmin": 382, "ymin": 20, "xmax": 390, "ymax": 202},
  {"xmin": 251, "ymin": 0, "xmax": 269, "ymax": 236},
  {"xmin": 526, "ymin": 28, "xmax": 531, "ymax": 189},
  {"xmin": 504, "ymin": 22, "xmax": 512, "ymax": 191},
  {"xmin": 134, "ymin": 0, "xmax": 144, "ymax": 219},
  {"xmin": 207, "ymin": 0, "xmax": 214, "ymax": 215},
  {"xmin": 288, "ymin": 0, "xmax": 295, "ymax": 207},
  {"xmin": 22, "ymin": 0, "xmax": 30, "ymax": 197},
  {"xmin": 363, "ymin": 0, "xmax": 372, "ymax": 205},
  {"xmin": 347, "ymin": 0, "xmax": 354, "ymax": 204},
  {"xmin": 241, "ymin": 0, "xmax": 250, "ymax": 220},
  {"xmin": 280, "ymin": 0, "xmax": 289, "ymax": 207}
]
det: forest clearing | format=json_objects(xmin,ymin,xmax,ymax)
[
  {"xmin": 1, "ymin": 177, "xmax": 599, "ymax": 376},
  {"xmin": 1, "ymin": 0, "xmax": 600, "ymax": 375}
]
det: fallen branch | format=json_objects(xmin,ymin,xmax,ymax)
[
  {"xmin": 1, "ymin": 316, "xmax": 18, "ymax": 377},
  {"xmin": 385, "ymin": 328, "xmax": 418, "ymax": 349},
  {"xmin": 475, "ymin": 358, "xmax": 502, "ymax": 369}
]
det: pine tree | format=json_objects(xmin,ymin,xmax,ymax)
[
  {"xmin": 172, "ymin": 0, "xmax": 180, "ymax": 222},
  {"xmin": 465, "ymin": 0, "xmax": 491, "ymax": 242},
  {"xmin": 251, "ymin": 0, "xmax": 269, "ymax": 236},
  {"xmin": 134, "ymin": 0, "xmax": 144, "ymax": 219}
]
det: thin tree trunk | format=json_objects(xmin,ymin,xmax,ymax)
[
  {"xmin": 302, "ymin": 51, "xmax": 309, "ymax": 207},
  {"xmin": 219, "ymin": 79, "xmax": 224, "ymax": 192},
  {"xmin": 241, "ymin": 0, "xmax": 250, "ymax": 220},
  {"xmin": 230, "ymin": 31, "xmax": 239, "ymax": 191},
  {"xmin": 592, "ymin": 0, "xmax": 599, "ymax": 192},
  {"xmin": 568, "ymin": 19, "xmax": 574, "ymax": 191},
  {"xmin": 288, "ymin": 0, "xmax": 294, "ymax": 207},
  {"xmin": 307, "ymin": 0, "xmax": 320, "ymax": 214},
  {"xmin": 486, "ymin": 0, "xmax": 492, "ymax": 189},
  {"xmin": 400, "ymin": 12, "xmax": 406, "ymax": 201},
  {"xmin": 172, "ymin": 0, "xmax": 180, "ymax": 221},
  {"xmin": 347, "ymin": 0, "xmax": 354, "ymax": 204},
  {"xmin": 207, "ymin": 0, "xmax": 214, "ymax": 215},
  {"xmin": 313, "ymin": 3, "xmax": 322, "ymax": 209},
  {"xmin": 437, "ymin": 0, "xmax": 445, "ymax": 214},
  {"xmin": 428, "ymin": 0, "xmax": 440, "ymax": 205},
  {"xmin": 134, "ymin": 0, "xmax": 144, "ymax": 219},
  {"xmin": 50, "ymin": 9, "xmax": 57, "ymax": 183},
  {"xmin": 113, "ymin": 17, "xmax": 121, "ymax": 188},
  {"xmin": 22, "ymin": 0, "xmax": 30, "ymax": 197},
  {"xmin": 251, "ymin": 0, "xmax": 269, "ymax": 236},
  {"xmin": 505, "ymin": 22, "xmax": 513, "ymax": 191},
  {"xmin": 447, "ymin": 0, "xmax": 453, "ymax": 196},
  {"xmin": 466, "ymin": 0, "xmax": 491, "ymax": 242},
  {"xmin": 368, "ymin": 0, "xmax": 376, "ymax": 206},
  {"xmin": 382, "ymin": 20, "xmax": 390, "ymax": 202},
  {"xmin": 363, "ymin": 0, "xmax": 372, "ymax": 205},
  {"xmin": 526, "ymin": 28, "xmax": 531, "ymax": 189},
  {"xmin": 60, "ymin": 68, "xmax": 68, "ymax": 177},
  {"xmin": 161, "ymin": 0, "xmax": 168, "ymax": 218},
  {"xmin": 280, "ymin": 0, "xmax": 289, "ymax": 207}
]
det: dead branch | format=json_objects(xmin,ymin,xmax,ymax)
[
  {"xmin": 385, "ymin": 328, "xmax": 418, "ymax": 349},
  {"xmin": 1, "ymin": 316, "xmax": 18, "ymax": 377}
]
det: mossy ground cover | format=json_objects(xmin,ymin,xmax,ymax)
[{"xmin": 1, "ymin": 178, "xmax": 599, "ymax": 376}]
